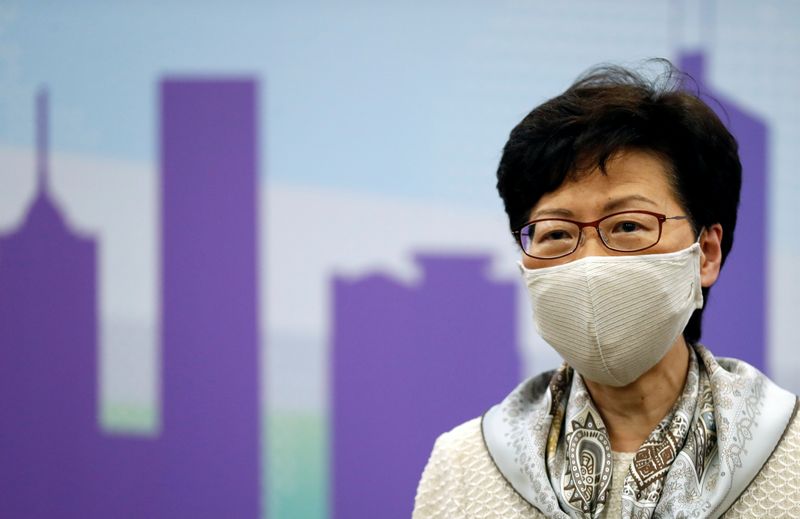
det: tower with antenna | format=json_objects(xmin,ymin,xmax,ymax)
[{"xmin": 0, "ymin": 88, "xmax": 100, "ymax": 518}]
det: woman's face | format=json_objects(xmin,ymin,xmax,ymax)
[{"xmin": 521, "ymin": 149, "xmax": 698, "ymax": 270}]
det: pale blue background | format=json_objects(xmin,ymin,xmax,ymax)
[{"xmin": 2, "ymin": 1, "xmax": 800, "ymax": 517}]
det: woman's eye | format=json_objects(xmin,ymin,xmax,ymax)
[
  {"xmin": 616, "ymin": 221, "xmax": 640, "ymax": 233},
  {"xmin": 543, "ymin": 230, "xmax": 571, "ymax": 241}
]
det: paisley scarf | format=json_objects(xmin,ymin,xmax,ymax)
[{"xmin": 482, "ymin": 345, "xmax": 797, "ymax": 518}]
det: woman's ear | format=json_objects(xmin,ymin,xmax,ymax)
[{"xmin": 699, "ymin": 223, "xmax": 723, "ymax": 288}]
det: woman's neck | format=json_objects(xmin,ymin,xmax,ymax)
[{"xmin": 583, "ymin": 338, "xmax": 690, "ymax": 452}]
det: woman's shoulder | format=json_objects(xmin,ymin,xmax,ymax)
[
  {"xmin": 725, "ymin": 399, "xmax": 800, "ymax": 517},
  {"xmin": 417, "ymin": 417, "xmax": 488, "ymax": 484},
  {"xmin": 413, "ymin": 416, "xmax": 544, "ymax": 519},
  {"xmin": 431, "ymin": 417, "xmax": 484, "ymax": 453}
]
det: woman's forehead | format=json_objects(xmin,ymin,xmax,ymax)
[{"xmin": 530, "ymin": 150, "xmax": 681, "ymax": 218}]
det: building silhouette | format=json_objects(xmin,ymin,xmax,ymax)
[
  {"xmin": 0, "ymin": 81, "xmax": 262, "ymax": 518},
  {"xmin": 0, "ymin": 90, "xmax": 101, "ymax": 518},
  {"xmin": 332, "ymin": 254, "xmax": 519, "ymax": 519}
]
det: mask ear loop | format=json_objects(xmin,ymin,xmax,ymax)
[
  {"xmin": 693, "ymin": 226, "xmax": 707, "ymax": 308},
  {"xmin": 692, "ymin": 218, "xmax": 707, "ymax": 244}
]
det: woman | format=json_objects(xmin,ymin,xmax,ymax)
[{"xmin": 412, "ymin": 62, "xmax": 800, "ymax": 518}]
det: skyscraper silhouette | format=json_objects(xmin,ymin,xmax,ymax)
[
  {"xmin": 332, "ymin": 254, "xmax": 519, "ymax": 518},
  {"xmin": 0, "ymin": 89, "xmax": 101, "ymax": 518},
  {"xmin": 157, "ymin": 78, "xmax": 262, "ymax": 518}
]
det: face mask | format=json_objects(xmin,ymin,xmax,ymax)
[{"xmin": 519, "ymin": 242, "xmax": 704, "ymax": 387}]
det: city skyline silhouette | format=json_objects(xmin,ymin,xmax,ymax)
[
  {"xmin": 0, "ymin": 80, "xmax": 261, "ymax": 518},
  {"xmin": 0, "ymin": 50, "xmax": 769, "ymax": 519}
]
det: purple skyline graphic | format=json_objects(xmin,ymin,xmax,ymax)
[
  {"xmin": 678, "ymin": 51, "xmax": 768, "ymax": 370},
  {"xmin": 0, "ymin": 81, "xmax": 262, "ymax": 517},
  {"xmin": 332, "ymin": 254, "xmax": 519, "ymax": 518}
]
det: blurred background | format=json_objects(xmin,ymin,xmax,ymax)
[{"xmin": 1, "ymin": 1, "xmax": 799, "ymax": 518}]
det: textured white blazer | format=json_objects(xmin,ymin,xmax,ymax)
[{"xmin": 413, "ymin": 413, "xmax": 800, "ymax": 518}]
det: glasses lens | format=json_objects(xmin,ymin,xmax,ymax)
[
  {"xmin": 520, "ymin": 220, "xmax": 580, "ymax": 258},
  {"xmin": 599, "ymin": 212, "xmax": 660, "ymax": 251}
]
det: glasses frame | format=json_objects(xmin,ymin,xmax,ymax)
[{"xmin": 512, "ymin": 210, "xmax": 690, "ymax": 260}]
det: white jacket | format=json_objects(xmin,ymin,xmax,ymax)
[{"xmin": 413, "ymin": 412, "xmax": 800, "ymax": 518}]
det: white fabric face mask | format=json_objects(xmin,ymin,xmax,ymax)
[{"xmin": 519, "ymin": 242, "xmax": 704, "ymax": 387}]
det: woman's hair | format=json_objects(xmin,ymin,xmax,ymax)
[{"xmin": 496, "ymin": 59, "xmax": 742, "ymax": 344}]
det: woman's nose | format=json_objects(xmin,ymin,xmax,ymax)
[{"xmin": 572, "ymin": 227, "xmax": 609, "ymax": 260}]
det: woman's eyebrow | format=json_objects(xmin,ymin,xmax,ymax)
[
  {"xmin": 602, "ymin": 194, "xmax": 659, "ymax": 212},
  {"xmin": 529, "ymin": 207, "xmax": 574, "ymax": 219},
  {"xmin": 530, "ymin": 195, "xmax": 659, "ymax": 220}
]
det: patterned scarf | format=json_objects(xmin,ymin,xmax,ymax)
[
  {"xmin": 545, "ymin": 348, "xmax": 714, "ymax": 517},
  {"xmin": 482, "ymin": 344, "xmax": 797, "ymax": 518}
]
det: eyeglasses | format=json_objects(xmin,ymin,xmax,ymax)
[{"xmin": 512, "ymin": 210, "xmax": 690, "ymax": 260}]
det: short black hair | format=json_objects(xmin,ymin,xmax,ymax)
[{"xmin": 496, "ymin": 59, "xmax": 742, "ymax": 344}]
